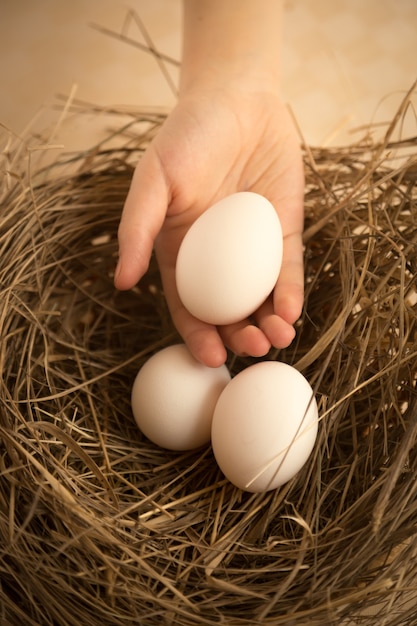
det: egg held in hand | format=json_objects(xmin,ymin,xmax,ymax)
[
  {"xmin": 211, "ymin": 361, "xmax": 318, "ymax": 492},
  {"xmin": 131, "ymin": 344, "xmax": 231, "ymax": 451},
  {"xmin": 175, "ymin": 192, "xmax": 283, "ymax": 325}
]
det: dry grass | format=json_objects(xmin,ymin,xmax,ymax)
[{"xmin": 1, "ymin": 84, "xmax": 417, "ymax": 625}]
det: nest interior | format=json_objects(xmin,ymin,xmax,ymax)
[{"xmin": 1, "ymin": 90, "xmax": 417, "ymax": 626}]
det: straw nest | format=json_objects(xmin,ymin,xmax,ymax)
[{"xmin": 1, "ymin": 87, "xmax": 417, "ymax": 626}]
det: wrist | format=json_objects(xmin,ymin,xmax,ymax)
[
  {"xmin": 179, "ymin": 61, "xmax": 280, "ymax": 100},
  {"xmin": 180, "ymin": 0, "xmax": 282, "ymax": 98}
]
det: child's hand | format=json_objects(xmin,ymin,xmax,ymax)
[{"xmin": 115, "ymin": 86, "xmax": 304, "ymax": 367}]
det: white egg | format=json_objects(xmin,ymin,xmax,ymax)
[
  {"xmin": 211, "ymin": 361, "xmax": 318, "ymax": 492},
  {"xmin": 131, "ymin": 344, "xmax": 231, "ymax": 451},
  {"xmin": 175, "ymin": 192, "xmax": 283, "ymax": 325}
]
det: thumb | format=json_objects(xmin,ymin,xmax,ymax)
[{"xmin": 115, "ymin": 147, "xmax": 170, "ymax": 290}]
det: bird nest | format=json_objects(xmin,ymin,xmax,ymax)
[{"xmin": 1, "ymin": 88, "xmax": 417, "ymax": 626}]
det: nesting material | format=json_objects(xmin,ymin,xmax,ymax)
[{"xmin": 1, "ymin": 88, "xmax": 417, "ymax": 626}]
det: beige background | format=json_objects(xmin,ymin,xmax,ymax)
[{"xmin": 1, "ymin": 0, "xmax": 416, "ymax": 151}]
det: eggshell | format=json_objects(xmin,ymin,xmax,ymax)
[
  {"xmin": 211, "ymin": 361, "xmax": 318, "ymax": 492},
  {"xmin": 175, "ymin": 192, "xmax": 283, "ymax": 325},
  {"xmin": 131, "ymin": 344, "xmax": 231, "ymax": 451}
]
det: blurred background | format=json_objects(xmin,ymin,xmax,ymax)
[{"xmin": 1, "ymin": 0, "xmax": 416, "ymax": 151}]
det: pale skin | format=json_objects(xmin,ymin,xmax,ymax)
[{"xmin": 115, "ymin": 0, "xmax": 305, "ymax": 368}]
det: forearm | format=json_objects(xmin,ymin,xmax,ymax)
[{"xmin": 180, "ymin": 0, "xmax": 283, "ymax": 95}]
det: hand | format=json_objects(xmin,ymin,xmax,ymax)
[{"xmin": 115, "ymin": 86, "xmax": 304, "ymax": 367}]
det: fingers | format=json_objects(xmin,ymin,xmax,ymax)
[
  {"xmin": 175, "ymin": 309, "xmax": 228, "ymax": 368},
  {"xmin": 219, "ymin": 321, "xmax": 271, "ymax": 357},
  {"xmin": 158, "ymin": 250, "xmax": 273, "ymax": 366},
  {"xmin": 115, "ymin": 148, "xmax": 170, "ymax": 291},
  {"xmin": 158, "ymin": 261, "xmax": 228, "ymax": 367},
  {"xmin": 273, "ymin": 230, "xmax": 304, "ymax": 324},
  {"xmin": 252, "ymin": 299, "xmax": 296, "ymax": 348},
  {"xmin": 220, "ymin": 230, "xmax": 304, "ymax": 357},
  {"xmin": 158, "ymin": 227, "xmax": 304, "ymax": 367},
  {"xmin": 156, "ymin": 249, "xmax": 302, "ymax": 368},
  {"xmin": 179, "ymin": 304, "xmax": 296, "ymax": 367},
  {"xmin": 116, "ymin": 166, "xmax": 304, "ymax": 364},
  {"xmin": 250, "ymin": 230, "xmax": 304, "ymax": 349}
]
